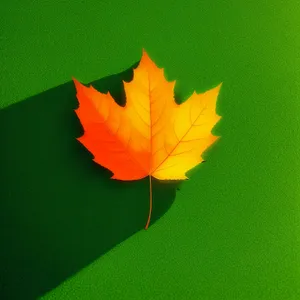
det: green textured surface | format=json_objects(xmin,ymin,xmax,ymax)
[{"xmin": 1, "ymin": 0, "xmax": 300, "ymax": 299}]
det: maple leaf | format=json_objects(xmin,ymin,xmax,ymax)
[{"xmin": 73, "ymin": 50, "xmax": 222, "ymax": 229}]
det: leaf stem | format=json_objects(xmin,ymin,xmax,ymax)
[{"xmin": 145, "ymin": 175, "xmax": 153, "ymax": 230}]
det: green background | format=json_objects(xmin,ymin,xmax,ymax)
[{"xmin": 1, "ymin": 0, "xmax": 300, "ymax": 299}]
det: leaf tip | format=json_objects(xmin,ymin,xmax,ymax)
[
  {"xmin": 141, "ymin": 47, "xmax": 148, "ymax": 56},
  {"xmin": 215, "ymin": 82, "xmax": 223, "ymax": 93},
  {"xmin": 140, "ymin": 48, "xmax": 156, "ymax": 67},
  {"xmin": 72, "ymin": 77, "xmax": 84, "ymax": 92},
  {"xmin": 76, "ymin": 136, "xmax": 83, "ymax": 143},
  {"xmin": 212, "ymin": 135, "xmax": 221, "ymax": 144},
  {"xmin": 140, "ymin": 48, "xmax": 150, "ymax": 61},
  {"xmin": 72, "ymin": 76, "xmax": 79, "ymax": 85}
]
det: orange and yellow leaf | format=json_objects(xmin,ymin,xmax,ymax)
[{"xmin": 73, "ymin": 49, "xmax": 222, "ymax": 229}]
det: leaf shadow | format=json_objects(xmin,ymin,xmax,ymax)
[{"xmin": 0, "ymin": 62, "xmax": 180, "ymax": 300}]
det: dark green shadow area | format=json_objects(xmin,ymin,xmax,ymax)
[{"xmin": 0, "ymin": 63, "xmax": 180, "ymax": 300}]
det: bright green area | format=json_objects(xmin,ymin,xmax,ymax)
[{"xmin": 1, "ymin": 0, "xmax": 300, "ymax": 299}]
